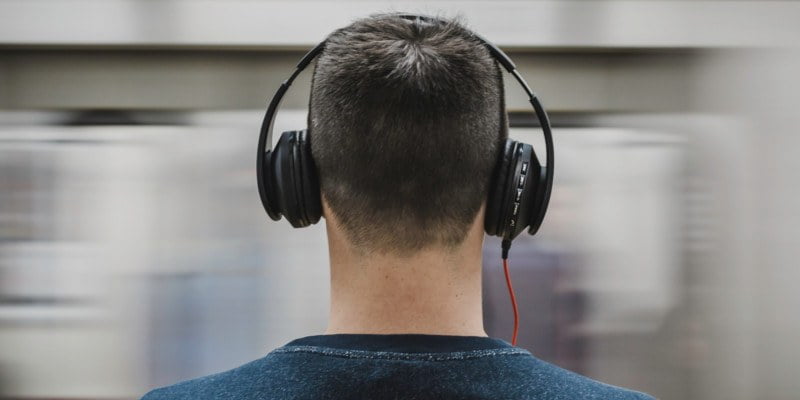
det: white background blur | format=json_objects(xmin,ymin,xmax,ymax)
[{"xmin": 1, "ymin": 1, "xmax": 799, "ymax": 399}]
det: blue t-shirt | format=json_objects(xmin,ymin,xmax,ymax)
[{"xmin": 142, "ymin": 334, "xmax": 654, "ymax": 399}]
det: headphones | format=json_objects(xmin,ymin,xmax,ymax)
[{"xmin": 257, "ymin": 14, "xmax": 554, "ymax": 254}]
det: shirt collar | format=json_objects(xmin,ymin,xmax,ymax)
[{"xmin": 285, "ymin": 334, "xmax": 513, "ymax": 353}]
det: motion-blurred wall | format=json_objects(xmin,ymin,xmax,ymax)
[{"xmin": 1, "ymin": 2, "xmax": 799, "ymax": 399}]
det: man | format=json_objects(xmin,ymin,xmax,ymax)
[{"xmin": 143, "ymin": 14, "xmax": 654, "ymax": 399}]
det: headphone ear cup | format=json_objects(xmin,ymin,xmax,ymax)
[
  {"xmin": 485, "ymin": 139, "xmax": 516, "ymax": 237},
  {"xmin": 485, "ymin": 139, "xmax": 543, "ymax": 241},
  {"xmin": 272, "ymin": 130, "xmax": 321, "ymax": 228}
]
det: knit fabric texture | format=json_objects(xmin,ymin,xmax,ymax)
[{"xmin": 142, "ymin": 334, "xmax": 655, "ymax": 399}]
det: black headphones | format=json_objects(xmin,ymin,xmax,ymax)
[{"xmin": 257, "ymin": 14, "xmax": 554, "ymax": 254}]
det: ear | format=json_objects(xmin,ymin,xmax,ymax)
[{"xmin": 320, "ymin": 193, "xmax": 332, "ymax": 219}]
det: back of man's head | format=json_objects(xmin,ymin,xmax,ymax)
[{"xmin": 310, "ymin": 14, "xmax": 507, "ymax": 254}]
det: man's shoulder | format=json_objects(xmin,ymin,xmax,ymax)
[
  {"xmin": 516, "ymin": 355, "xmax": 655, "ymax": 400},
  {"xmin": 141, "ymin": 344, "xmax": 655, "ymax": 400},
  {"xmin": 140, "ymin": 355, "xmax": 274, "ymax": 400},
  {"xmin": 140, "ymin": 370, "xmax": 232, "ymax": 400}
]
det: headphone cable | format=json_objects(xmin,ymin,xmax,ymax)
[{"xmin": 501, "ymin": 240, "xmax": 519, "ymax": 346}]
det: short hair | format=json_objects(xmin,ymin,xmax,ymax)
[{"xmin": 309, "ymin": 14, "xmax": 507, "ymax": 254}]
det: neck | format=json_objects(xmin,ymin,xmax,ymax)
[{"xmin": 324, "ymin": 219, "xmax": 486, "ymax": 337}]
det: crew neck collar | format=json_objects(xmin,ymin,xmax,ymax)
[{"xmin": 285, "ymin": 334, "xmax": 513, "ymax": 353}]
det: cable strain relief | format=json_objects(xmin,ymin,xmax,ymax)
[{"xmin": 501, "ymin": 239, "xmax": 511, "ymax": 260}]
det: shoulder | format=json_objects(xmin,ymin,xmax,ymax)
[
  {"xmin": 140, "ymin": 354, "xmax": 280, "ymax": 400},
  {"xmin": 513, "ymin": 355, "xmax": 655, "ymax": 400},
  {"xmin": 140, "ymin": 370, "xmax": 236, "ymax": 400}
]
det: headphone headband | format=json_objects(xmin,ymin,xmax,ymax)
[{"xmin": 257, "ymin": 13, "xmax": 554, "ymax": 234}]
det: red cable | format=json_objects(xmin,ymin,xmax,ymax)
[{"xmin": 502, "ymin": 258, "xmax": 519, "ymax": 346}]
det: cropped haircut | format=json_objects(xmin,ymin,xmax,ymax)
[{"xmin": 309, "ymin": 14, "xmax": 507, "ymax": 254}]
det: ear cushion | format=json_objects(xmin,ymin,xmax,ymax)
[
  {"xmin": 526, "ymin": 147, "xmax": 547, "ymax": 235},
  {"xmin": 295, "ymin": 130, "xmax": 322, "ymax": 226},
  {"xmin": 485, "ymin": 139, "xmax": 517, "ymax": 237},
  {"xmin": 260, "ymin": 149, "xmax": 282, "ymax": 221},
  {"xmin": 270, "ymin": 132, "xmax": 297, "ymax": 224}
]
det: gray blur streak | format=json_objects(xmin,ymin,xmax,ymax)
[
  {"xmin": 690, "ymin": 49, "xmax": 800, "ymax": 400},
  {"xmin": 1, "ymin": 2, "xmax": 800, "ymax": 400},
  {"xmin": 0, "ymin": 111, "xmax": 330, "ymax": 397},
  {"xmin": 0, "ymin": 1, "xmax": 799, "ymax": 47}
]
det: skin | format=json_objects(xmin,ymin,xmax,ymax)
[{"xmin": 323, "ymin": 199, "xmax": 487, "ymax": 337}]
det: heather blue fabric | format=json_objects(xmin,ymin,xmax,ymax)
[{"xmin": 142, "ymin": 334, "xmax": 654, "ymax": 399}]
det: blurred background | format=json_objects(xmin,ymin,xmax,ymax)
[{"xmin": 1, "ymin": 1, "xmax": 799, "ymax": 399}]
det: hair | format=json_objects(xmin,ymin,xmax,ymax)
[{"xmin": 309, "ymin": 14, "xmax": 507, "ymax": 254}]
